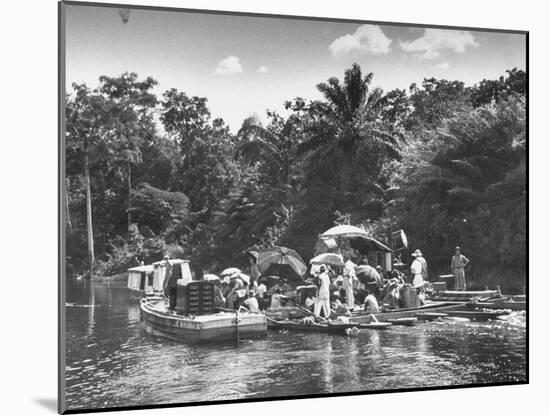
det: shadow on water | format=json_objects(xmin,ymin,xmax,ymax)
[
  {"xmin": 62, "ymin": 281, "xmax": 526, "ymax": 411},
  {"xmin": 34, "ymin": 398, "xmax": 57, "ymax": 412}
]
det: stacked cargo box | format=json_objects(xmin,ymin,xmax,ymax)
[{"xmin": 176, "ymin": 280, "xmax": 215, "ymax": 315}]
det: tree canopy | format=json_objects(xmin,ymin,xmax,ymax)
[{"xmin": 65, "ymin": 65, "xmax": 526, "ymax": 291}]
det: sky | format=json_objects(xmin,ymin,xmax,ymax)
[{"xmin": 65, "ymin": 4, "xmax": 527, "ymax": 132}]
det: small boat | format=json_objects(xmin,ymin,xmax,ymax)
[
  {"xmin": 431, "ymin": 290, "xmax": 499, "ymax": 302},
  {"xmin": 351, "ymin": 302, "xmax": 465, "ymax": 324},
  {"xmin": 444, "ymin": 310, "xmax": 509, "ymax": 321},
  {"xmin": 140, "ymin": 297, "xmax": 267, "ymax": 343},
  {"xmin": 265, "ymin": 306, "xmax": 310, "ymax": 324},
  {"xmin": 386, "ymin": 317, "xmax": 417, "ymax": 326},
  {"xmin": 267, "ymin": 318, "xmax": 357, "ymax": 335},
  {"xmin": 127, "ymin": 259, "xmax": 190, "ymax": 300},
  {"xmin": 416, "ymin": 312, "xmax": 449, "ymax": 321},
  {"xmin": 466, "ymin": 300, "xmax": 526, "ymax": 311}
]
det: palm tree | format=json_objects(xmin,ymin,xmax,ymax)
[{"xmin": 297, "ymin": 63, "xmax": 402, "ymax": 208}]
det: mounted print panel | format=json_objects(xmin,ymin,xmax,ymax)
[{"xmin": 59, "ymin": 1, "xmax": 527, "ymax": 413}]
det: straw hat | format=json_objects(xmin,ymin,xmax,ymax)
[{"xmin": 411, "ymin": 249, "xmax": 422, "ymax": 257}]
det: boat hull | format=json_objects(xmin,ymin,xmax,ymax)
[
  {"xmin": 351, "ymin": 302, "xmax": 465, "ymax": 323},
  {"xmin": 140, "ymin": 299, "xmax": 267, "ymax": 343}
]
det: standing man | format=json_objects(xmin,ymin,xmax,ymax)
[
  {"xmin": 451, "ymin": 246, "xmax": 470, "ymax": 291},
  {"xmin": 314, "ymin": 265, "xmax": 331, "ymax": 319},
  {"xmin": 342, "ymin": 256, "xmax": 356, "ymax": 310},
  {"xmin": 410, "ymin": 250, "xmax": 425, "ymax": 289},
  {"xmin": 162, "ymin": 255, "xmax": 179, "ymax": 312},
  {"xmin": 412, "ymin": 249, "xmax": 428, "ymax": 282}
]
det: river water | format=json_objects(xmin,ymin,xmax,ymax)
[{"xmin": 64, "ymin": 280, "xmax": 527, "ymax": 411}]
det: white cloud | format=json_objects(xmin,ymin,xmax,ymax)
[
  {"xmin": 329, "ymin": 25, "xmax": 392, "ymax": 58},
  {"xmin": 400, "ymin": 29, "xmax": 479, "ymax": 59},
  {"xmin": 434, "ymin": 62, "xmax": 450, "ymax": 70},
  {"xmin": 215, "ymin": 56, "xmax": 243, "ymax": 75},
  {"xmin": 257, "ymin": 65, "xmax": 269, "ymax": 74}
]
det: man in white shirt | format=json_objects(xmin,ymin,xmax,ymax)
[
  {"xmin": 314, "ymin": 266, "xmax": 331, "ymax": 319},
  {"xmin": 410, "ymin": 250, "xmax": 425, "ymax": 288},
  {"xmin": 242, "ymin": 292, "xmax": 260, "ymax": 313},
  {"xmin": 343, "ymin": 258, "xmax": 356, "ymax": 309}
]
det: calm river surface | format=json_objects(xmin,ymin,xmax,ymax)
[{"xmin": 64, "ymin": 280, "xmax": 526, "ymax": 411}]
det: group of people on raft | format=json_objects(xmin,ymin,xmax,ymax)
[{"xmin": 162, "ymin": 245, "xmax": 471, "ymax": 317}]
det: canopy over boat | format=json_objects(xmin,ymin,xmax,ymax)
[{"xmin": 128, "ymin": 265, "xmax": 154, "ymax": 273}]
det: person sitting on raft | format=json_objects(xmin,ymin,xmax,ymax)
[
  {"xmin": 270, "ymin": 288, "xmax": 287, "ymax": 309},
  {"xmin": 226, "ymin": 276, "xmax": 245, "ymax": 310},
  {"xmin": 381, "ymin": 278, "xmax": 402, "ymax": 309},
  {"xmin": 267, "ymin": 277, "xmax": 291, "ymax": 296},
  {"xmin": 242, "ymin": 291, "xmax": 260, "ymax": 313},
  {"xmin": 363, "ymin": 289, "xmax": 380, "ymax": 313},
  {"xmin": 304, "ymin": 295, "xmax": 315, "ymax": 311},
  {"xmin": 331, "ymin": 293, "xmax": 351, "ymax": 317}
]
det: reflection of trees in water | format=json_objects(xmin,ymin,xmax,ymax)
[{"xmin": 65, "ymin": 282, "xmax": 526, "ymax": 409}]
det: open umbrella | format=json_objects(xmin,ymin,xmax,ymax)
[
  {"xmin": 258, "ymin": 247, "xmax": 306, "ymax": 285},
  {"xmin": 349, "ymin": 235, "xmax": 392, "ymax": 254},
  {"xmin": 203, "ymin": 274, "xmax": 220, "ymax": 282},
  {"xmin": 220, "ymin": 267, "xmax": 241, "ymax": 278},
  {"xmin": 321, "ymin": 225, "xmax": 368, "ymax": 239},
  {"xmin": 310, "ymin": 253, "xmax": 345, "ymax": 268},
  {"xmin": 355, "ymin": 265, "xmax": 383, "ymax": 285}
]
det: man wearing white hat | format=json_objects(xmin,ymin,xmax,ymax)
[
  {"xmin": 314, "ymin": 266, "xmax": 331, "ymax": 319},
  {"xmin": 410, "ymin": 249, "xmax": 427, "ymax": 288}
]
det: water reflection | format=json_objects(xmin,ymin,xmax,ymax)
[{"xmin": 64, "ymin": 281, "xmax": 526, "ymax": 411}]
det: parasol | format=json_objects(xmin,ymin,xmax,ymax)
[
  {"xmin": 258, "ymin": 247, "xmax": 306, "ymax": 285},
  {"xmin": 355, "ymin": 265, "xmax": 383, "ymax": 285},
  {"xmin": 321, "ymin": 225, "xmax": 368, "ymax": 239},
  {"xmin": 220, "ymin": 267, "xmax": 241, "ymax": 278},
  {"xmin": 203, "ymin": 274, "xmax": 220, "ymax": 282},
  {"xmin": 310, "ymin": 253, "xmax": 345, "ymax": 268}
]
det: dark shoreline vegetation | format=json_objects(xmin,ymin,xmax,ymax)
[{"xmin": 65, "ymin": 64, "xmax": 526, "ymax": 292}]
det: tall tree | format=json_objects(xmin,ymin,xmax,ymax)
[
  {"xmin": 66, "ymin": 84, "xmax": 117, "ymax": 275},
  {"xmin": 97, "ymin": 73, "xmax": 158, "ymax": 231},
  {"xmin": 280, "ymin": 63, "xmax": 403, "ymax": 255}
]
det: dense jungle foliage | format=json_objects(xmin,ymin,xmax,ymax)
[{"xmin": 65, "ymin": 65, "xmax": 526, "ymax": 291}]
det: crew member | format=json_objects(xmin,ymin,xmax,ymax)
[
  {"xmin": 243, "ymin": 291, "xmax": 260, "ymax": 313},
  {"xmin": 314, "ymin": 265, "xmax": 331, "ymax": 319},
  {"xmin": 451, "ymin": 246, "xmax": 470, "ymax": 291},
  {"xmin": 411, "ymin": 250, "xmax": 425, "ymax": 289},
  {"xmin": 363, "ymin": 289, "xmax": 380, "ymax": 313},
  {"xmin": 342, "ymin": 256, "xmax": 356, "ymax": 310}
]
